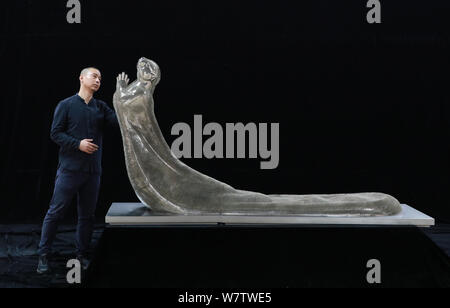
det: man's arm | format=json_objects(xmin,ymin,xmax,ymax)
[
  {"xmin": 103, "ymin": 101, "xmax": 119, "ymax": 128},
  {"xmin": 50, "ymin": 102, "xmax": 80, "ymax": 151}
]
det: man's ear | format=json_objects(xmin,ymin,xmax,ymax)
[{"xmin": 79, "ymin": 75, "xmax": 83, "ymax": 83}]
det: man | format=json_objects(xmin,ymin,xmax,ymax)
[{"xmin": 37, "ymin": 67, "xmax": 118, "ymax": 274}]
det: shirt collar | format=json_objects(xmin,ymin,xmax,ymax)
[{"xmin": 75, "ymin": 93, "xmax": 95, "ymax": 105}]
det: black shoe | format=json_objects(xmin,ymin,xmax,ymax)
[
  {"xmin": 76, "ymin": 255, "xmax": 90, "ymax": 271},
  {"xmin": 36, "ymin": 254, "xmax": 50, "ymax": 274}
]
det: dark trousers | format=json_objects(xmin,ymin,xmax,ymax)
[{"xmin": 38, "ymin": 168, "xmax": 101, "ymax": 256}]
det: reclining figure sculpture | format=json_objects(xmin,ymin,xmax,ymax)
[{"xmin": 113, "ymin": 57, "xmax": 401, "ymax": 216}]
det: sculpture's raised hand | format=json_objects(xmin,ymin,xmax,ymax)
[{"xmin": 116, "ymin": 72, "xmax": 129, "ymax": 92}]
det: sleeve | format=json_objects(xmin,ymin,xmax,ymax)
[
  {"xmin": 102, "ymin": 101, "xmax": 119, "ymax": 128},
  {"xmin": 50, "ymin": 101, "xmax": 80, "ymax": 151}
]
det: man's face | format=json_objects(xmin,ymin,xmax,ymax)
[{"xmin": 80, "ymin": 69, "xmax": 101, "ymax": 92}]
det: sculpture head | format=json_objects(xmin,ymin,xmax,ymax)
[{"xmin": 137, "ymin": 57, "xmax": 160, "ymax": 87}]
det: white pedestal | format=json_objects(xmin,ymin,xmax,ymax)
[{"xmin": 105, "ymin": 203, "xmax": 434, "ymax": 227}]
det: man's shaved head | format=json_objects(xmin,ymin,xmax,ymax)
[
  {"xmin": 80, "ymin": 67, "xmax": 101, "ymax": 77},
  {"xmin": 79, "ymin": 67, "xmax": 101, "ymax": 93}
]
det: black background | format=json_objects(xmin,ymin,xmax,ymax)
[{"xmin": 1, "ymin": 0, "xmax": 450, "ymax": 223}]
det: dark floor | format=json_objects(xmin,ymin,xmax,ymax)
[
  {"xmin": 0, "ymin": 223, "xmax": 448, "ymax": 288},
  {"xmin": 0, "ymin": 224, "xmax": 104, "ymax": 288}
]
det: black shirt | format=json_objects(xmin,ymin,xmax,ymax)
[{"xmin": 50, "ymin": 94, "xmax": 119, "ymax": 174}]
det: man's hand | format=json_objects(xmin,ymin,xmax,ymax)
[
  {"xmin": 79, "ymin": 139, "xmax": 99, "ymax": 154},
  {"xmin": 116, "ymin": 72, "xmax": 129, "ymax": 92}
]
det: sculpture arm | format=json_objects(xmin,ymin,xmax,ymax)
[{"xmin": 116, "ymin": 72, "xmax": 130, "ymax": 99}]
